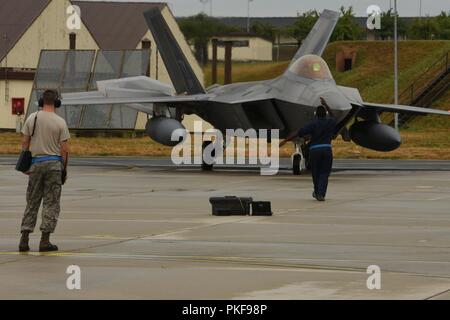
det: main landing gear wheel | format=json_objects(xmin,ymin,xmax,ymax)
[
  {"xmin": 292, "ymin": 154, "xmax": 302, "ymax": 175},
  {"xmin": 201, "ymin": 141, "xmax": 214, "ymax": 171}
]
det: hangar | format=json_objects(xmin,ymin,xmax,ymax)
[{"xmin": 0, "ymin": 0, "xmax": 204, "ymax": 131}]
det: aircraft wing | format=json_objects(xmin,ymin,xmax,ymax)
[
  {"xmin": 61, "ymin": 76, "xmax": 211, "ymax": 114},
  {"xmin": 290, "ymin": 9, "xmax": 340, "ymax": 63},
  {"xmin": 62, "ymin": 93, "xmax": 210, "ymax": 109},
  {"xmin": 357, "ymin": 102, "xmax": 450, "ymax": 116}
]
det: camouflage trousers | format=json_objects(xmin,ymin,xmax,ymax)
[{"xmin": 21, "ymin": 161, "xmax": 62, "ymax": 233}]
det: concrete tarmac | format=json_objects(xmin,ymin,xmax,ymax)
[{"xmin": 0, "ymin": 162, "xmax": 450, "ymax": 299}]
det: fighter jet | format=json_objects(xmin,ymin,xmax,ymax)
[{"xmin": 62, "ymin": 8, "xmax": 450, "ymax": 174}]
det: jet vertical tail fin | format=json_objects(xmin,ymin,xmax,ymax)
[
  {"xmin": 144, "ymin": 8, "xmax": 205, "ymax": 95},
  {"xmin": 289, "ymin": 9, "xmax": 340, "ymax": 65}
]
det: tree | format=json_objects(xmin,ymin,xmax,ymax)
[
  {"xmin": 331, "ymin": 6, "xmax": 364, "ymax": 41},
  {"xmin": 285, "ymin": 10, "xmax": 319, "ymax": 47},
  {"xmin": 375, "ymin": 9, "xmax": 408, "ymax": 40},
  {"xmin": 251, "ymin": 21, "xmax": 279, "ymax": 42},
  {"xmin": 434, "ymin": 11, "xmax": 450, "ymax": 39},
  {"xmin": 409, "ymin": 16, "xmax": 440, "ymax": 40},
  {"xmin": 178, "ymin": 14, "xmax": 239, "ymax": 65}
]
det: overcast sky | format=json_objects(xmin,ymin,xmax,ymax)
[{"xmin": 82, "ymin": 0, "xmax": 450, "ymax": 17}]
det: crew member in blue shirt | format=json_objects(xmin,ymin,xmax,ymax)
[{"xmin": 280, "ymin": 97, "xmax": 337, "ymax": 201}]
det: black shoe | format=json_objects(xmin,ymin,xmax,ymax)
[
  {"xmin": 312, "ymin": 191, "xmax": 317, "ymax": 199},
  {"xmin": 316, "ymin": 195, "xmax": 326, "ymax": 201},
  {"xmin": 39, "ymin": 232, "xmax": 58, "ymax": 252},
  {"xmin": 39, "ymin": 242, "xmax": 58, "ymax": 252},
  {"xmin": 19, "ymin": 244, "xmax": 30, "ymax": 252},
  {"xmin": 19, "ymin": 231, "xmax": 30, "ymax": 252}
]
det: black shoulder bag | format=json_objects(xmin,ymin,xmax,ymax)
[{"xmin": 15, "ymin": 113, "xmax": 38, "ymax": 173}]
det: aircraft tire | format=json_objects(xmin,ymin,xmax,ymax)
[
  {"xmin": 301, "ymin": 144, "xmax": 311, "ymax": 171},
  {"xmin": 202, "ymin": 141, "xmax": 214, "ymax": 171},
  {"xmin": 293, "ymin": 154, "xmax": 301, "ymax": 175}
]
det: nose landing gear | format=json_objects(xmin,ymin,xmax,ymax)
[
  {"xmin": 292, "ymin": 140, "xmax": 309, "ymax": 175},
  {"xmin": 292, "ymin": 153, "xmax": 302, "ymax": 175},
  {"xmin": 201, "ymin": 140, "xmax": 215, "ymax": 171}
]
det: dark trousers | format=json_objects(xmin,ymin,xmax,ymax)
[{"xmin": 309, "ymin": 148, "xmax": 333, "ymax": 197}]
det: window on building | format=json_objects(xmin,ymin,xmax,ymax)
[{"xmin": 141, "ymin": 39, "xmax": 151, "ymax": 50}]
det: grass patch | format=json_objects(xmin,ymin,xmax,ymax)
[
  {"xmin": 0, "ymin": 133, "xmax": 172, "ymax": 157},
  {"xmin": 1, "ymin": 129, "xmax": 449, "ymax": 160}
]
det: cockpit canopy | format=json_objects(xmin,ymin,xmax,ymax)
[{"xmin": 288, "ymin": 54, "xmax": 333, "ymax": 80}]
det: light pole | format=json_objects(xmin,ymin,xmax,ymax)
[
  {"xmin": 199, "ymin": 0, "xmax": 208, "ymax": 14},
  {"xmin": 247, "ymin": 0, "xmax": 254, "ymax": 33},
  {"xmin": 394, "ymin": 0, "xmax": 399, "ymax": 130},
  {"xmin": 419, "ymin": 0, "xmax": 422, "ymax": 19}
]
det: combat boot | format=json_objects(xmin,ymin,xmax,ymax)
[
  {"xmin": 19, "ymin": 231, "xmax": 30, "ymax": 252},
  {"xmin": 316, "ymin": 195, "xmax": 326, "ymax": 201},
  {"xmin": 39, "ymin": 232, "xmax": 58, "ymax": 252}
]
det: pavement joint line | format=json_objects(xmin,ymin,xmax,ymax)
[
  {"xmin": 5, "ymin": 251, "xmax": 450, "ymax": 265},
  {"xmin": 1, "ymin": 251, "xmax": 450, "ymax": 281},
  {"xmin": 0, "ymin": 251, "xmax": 416, "ymax": 273},
  {"xmin": 60, "ymin": 188, "xmax": 177, "ymax": 203},
  {"xmin": 0, "ymin": 256, "xmax": 33, "ymax": 266},
  {"xmin": 3, "ymin": 234, "xmax": 450, "ymax": 249},
  {"xmin": 424, "ymin": 288, "xmax": 450, "ymax": 300}
]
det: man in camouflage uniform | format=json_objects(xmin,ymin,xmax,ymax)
[{"xmin": 19, "ymin": 90, "xmax": 70, "ymax": 252}]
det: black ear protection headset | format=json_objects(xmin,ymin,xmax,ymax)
[
  {"xmin": 314, "ymin": 105, "xmax": 329, "ymax": 117},
  {"xmin": 38, "ymin": 90, "xmax": 61, "ymax": 109}
]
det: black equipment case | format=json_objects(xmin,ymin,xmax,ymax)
[
  {"xmin": 209, "ymin": 196, "xmax": 253, "ymax": 216},
  {"xmin": 251, "ymin": 201, "xmax": 273, "ymax": 216}
]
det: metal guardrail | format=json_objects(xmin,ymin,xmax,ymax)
[
  {"xmin": 398, "ymin": 51, "xmax": 449, "ymax": 107},
  {"xmin": 392, "ymin": 51, "xmax": 450, "ymax": 127}
]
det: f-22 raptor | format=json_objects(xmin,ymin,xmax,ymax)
[{"xmin": 62, "ymin": 8, "xmax": 450, "ymax": 174}]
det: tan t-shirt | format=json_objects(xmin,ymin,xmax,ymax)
[{"xmin": 22, "ymin": 111, "xmax": 70, "ymax": 157}]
